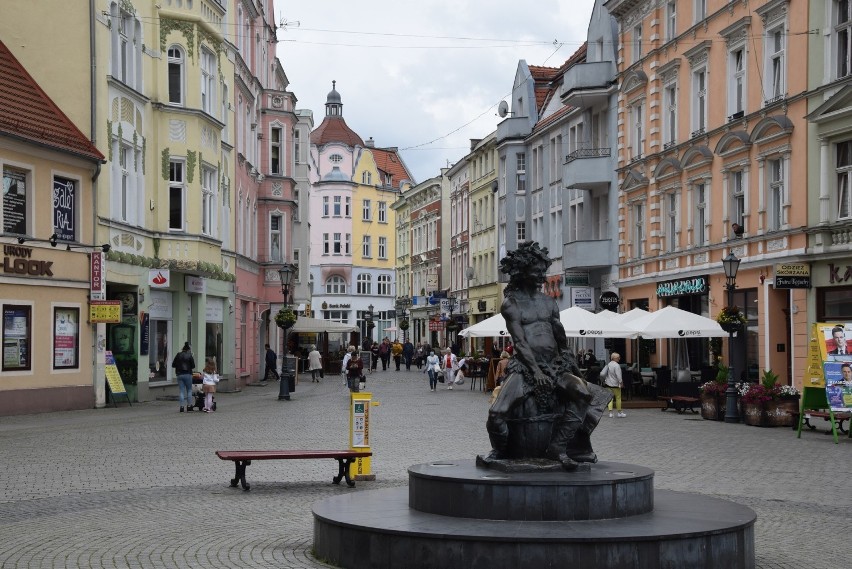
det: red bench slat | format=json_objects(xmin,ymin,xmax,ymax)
[{"xmin": 217, "ymin": 450, "xmax": 371, "ymax": 461}]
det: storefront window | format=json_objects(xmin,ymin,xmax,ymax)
[
  {"xmin": 53, "ymin": 307, "xmax": 79, "ymax": 369},
  {"xmin": 2, "ymin": 304, "xmax": 31, "ymax": 371},
  {"xmin": 818, "ymin": 286, "xmax": 852, "ymax": 321},
  {"xmin": 732, "ymin": 289, "xmax": 759, "ymax": 382},
  {"xmin": 149, "ymin": 320, "xmax": 170, "ymax": 381},
  {"xmin": 108, "ymin": 291, "xmax": 138, "ymax": 386}
]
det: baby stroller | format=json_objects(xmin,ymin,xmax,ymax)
[{"xmin": 191, "ymin": 372, "xmax": 216, "ymax": 411}]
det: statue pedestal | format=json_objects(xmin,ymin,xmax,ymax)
[{"xmin": 313, "ymin": 459, "xmax": 756, "ymax": 569}]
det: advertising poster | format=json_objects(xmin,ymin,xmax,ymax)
[
  {"xmin": 824, "ymin": 361, "xmax": 852, "ymax": 412},
  {"xmin": 817, "ymin": 322, "xmax": 852, "ymax": 360},
  {"xmin": 3, "ymin": 168, "xmax": 27, "ymax": 234},
  {"xmin": 53, "ymin": 308, "xmax": 78, "ymax": 368},
  {"xmin": 2, "ymin": 306, "xmax": 29, "ymax": 370},
  {"xmin": 52, "ymin": 177, "xmax": 76, "ymax": 242}
]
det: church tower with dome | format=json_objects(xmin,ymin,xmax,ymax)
[{"xmin": 309, "ymin": 82, "xmax": 414, "ymax": 344}]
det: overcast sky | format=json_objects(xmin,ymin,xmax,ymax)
[{"xmin": 274, "ymin": 1, "xmax": 596, "ymax": 184}]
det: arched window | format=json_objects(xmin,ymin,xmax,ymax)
[
  {"xmin": 357, "ymin": 274, "xmax": 372, "ymax": 295},
  {"xmin": 377, "ymin": 274, "xmax": 392, "ymax": 296},
  {"xmin": 325, "ymin": 275, "xmax": 346, "ymax": 294},
  {"xmin": 167, "ymin": 46, "xmax": 185, "ymax": 105}
]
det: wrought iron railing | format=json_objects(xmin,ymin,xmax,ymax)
[{"xmin": 564, "ymin": 147, "xmax": 612, "ymax": 164}]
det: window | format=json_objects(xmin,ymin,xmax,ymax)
[
  {"xmin": 516, "ymin": 153, "xmax": 526, "ymax": 194},
  {"xmin": 345, "ymin": 233, "xmax": 351, "ymax": 255},
  {"xmin": 836, "ymin": 0, "xmax": 852, "ymax": 79},
  {"xmin": 377, "ymin": 274, "xmax": 392, "ymax": 296},
  {"xmin": 270, "ymin": 214, "xmax": 282, "ymax": 262},
  {"xmin": 767, "ymin": 158, "xmax": 785, "ymax": 231},
  {"xmin": 322, "ymin": 196, "xmax": 329, "ymax": 217},
  {"xmin": 330, "ymin": 154, "xmax": 343, "ymax": 164},
  {"xmin": 333, "ymin": 196, "xmax": 342, "ymax": 217},
  {"xmin": 666, "ymin": 1, "xmax": 677, "ymax": 42},
  {"xmin": 323, "ymin": 233, "xmax": 330, "ymax": 254},
  {"xmin": 362, "ymin": 171, "xmax": 372, "ymax": 185},
  {"xmin": 201, "ymin": 166, "xmax": 216, "ymax": 236},
  {"xmin": 293, "ymin": 249, "xmax": 301, "ymax": 282},
  {"xmin": 3, "ymin": 167, "xmax": 29, "ymax": 235},
  {"xmin": 344, "ymin": 197, "xmax": 351, "ymax": 217},
  {"xmin": 378, "ymin": 236, "xmax": 387, "ymax": 259},
  {"xmin": 837, "ymin": 140, "xmax": 852, "ymax": 219},
  {"xmin": 270, "ymin": 126, "xmax": 282, "ymax": 175},
  {"xmin": 169, "ymin": 160, "xmax": 185, "ymax": 230},
  {"xmin": 728, "ymin": 47, "xmax": 745, "ymax": 115},
  {"xmin": 325, "ymin": 275, "xmax": 346, "ymax": 294},
  {"xmin": 633, "ymin": 203, "xmax": 646, "ymax": 259},
  {"xmin": 692, "ymin": 67, "xmax": 707, "ymax": 135},
  {"xmin": 362, "ymin": 199, "xmax": 372, "ymax": 221},
  {"xmin": 293, "ymin": 128, "xmax": 301, "ymax": 164},
  {"xmin": 730, "ymin": 170, "xmax": 745, "ymax": 230},
  {"xmin": 50, "ymin": 175, "xmax": 77, "ymax": 242},
  {"xmin": 664, "ymin": 83, "xmax": 677, "ymax": 147},
  {"xmin": 53, "ymin": 307, "xmax": 80, "ymax": 369},
  {"xmin": 666, "ymin": 192, "xmax": 678, "ymax": 252},
  {"xmin": 630, "ymin": 101, "xmax": 644, "ymax": 159},
  {"xmin": 694, "ymin": 182, "xmax": 707, "ymax": 246},
  {"xmin": 167, "ymin": 46, "xmax": 184, "ymax": 105},
  {"xmin": 550, "ymin": 135, "xmax": 562, "ymax": 182},
  {"xmin": 2, "ymin": 304, "xmax": 31, "ymax": 371},
  {"xmin": 118, "ymin": 146, "xmax": 130, "ymax": 221},
  {"xmin": 516, "ymin": 221, "xmax": 526, "ymax": 241},
  {"xmin": 362, "ymin": 235, "xmax": 372, "ymax": 258},
  {"xmin": 766, "ymin": 26, "xmax": 785, "ymax": 103},
  {"xmin": 324, "ymin": 310, "xmax": 349, "ymax": 324},
  {"xmin": 378, "ymin": 201, "xmax": 387, "ymax": 223},
  {"xmin": 357, "ymin": 274, "xmax": 372, "ymax": 295},
  {"xmin": 333, "ymin": 232, "xmax": 342, "ymax": 254},
  {"xmin": 632, "ymin": 23, "xmax": 643, "ymax": 63},
  {"xmin": 694, "ymin": 0, "xmax": 706, "ymax": 23},
  {"xmin": 200, "ymin": 48, "xmax": 216, "ymax": 115}
]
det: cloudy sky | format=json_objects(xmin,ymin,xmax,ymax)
[{"xmin": 274, "ymin": 0, "xmax": 597, "ymax": 184}]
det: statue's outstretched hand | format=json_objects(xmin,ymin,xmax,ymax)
[{"xmin": 533, "ymin": 371, "xmax": 550, "ymax": 387}]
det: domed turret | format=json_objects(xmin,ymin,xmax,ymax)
[
  {"xmin": 311, "ymin": 81, "xmax": 365, "ymax": 147},
  {"xmin": 326, "ymin": 80, "xmax": 342, "ymax": 116}
]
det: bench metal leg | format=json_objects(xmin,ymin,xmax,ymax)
[
  {"xmin": 230, "ymin": 459, "xmax": 251, "ymax": 491},
  {"xmin": 333, "ymin": 457, "xmax": 357, "ymax": 487}
]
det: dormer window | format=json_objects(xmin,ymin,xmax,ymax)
[{"xmin": 330, "ymin": 154, "xmax": 343, "ymax": 164}]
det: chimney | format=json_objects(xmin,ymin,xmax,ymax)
[{"xmin": 365, "ymin": 137, "xmax": 374, "ymax": 147}]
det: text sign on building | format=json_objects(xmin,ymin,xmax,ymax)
[
  {"xmin": 564, "ymin": 270, "xmax": 590, "ymax": 287},
  {"xmin": 657, "ymin": 276, "xmax": 708, "ymax": 297},
  {"xmin": 350, "ymin": 397, "xmax": 371, "ymax": 447},
  {"xmin": 149, "ymin": 269, "xmax": 170, "ymax": 288},
  {"xmin": 774, "ymin": 263, "xmax": 811, "ymax": 289},
  {"xmin": 89, "ymin": 300, "xmax": 122, "ymax": 323},
  {"xmin": 90, "ymin": 252, "xmax": 105, "ymax": 300},
  {"xmin": 52, "ymin": 177, "xmax": 76, "ymax": 242},
  {"xmin": 185, "ymin": 275, "xmax": 206, "ymax": 293},
  {"xmin": 571, "ymin": 287, "xmax": 594, "ymax": 310}
]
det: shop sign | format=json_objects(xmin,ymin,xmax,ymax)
[
  {"xmin": 774, "ymin": 263, "xmax": 811, "ymax": 289},
  {"xmin": 89, "ymin": 300, "xmax": 122, "ymax": 323},
  {"xmin": 827, "ymin": 263, "xmax": 852, "ymax": 284},
  {"xmin": 429, "ymin": 319, "xmax": 444, "ymax": 331},
  {"xmin": 90, "ymin": 252, "xmax": 105, "ymax": 300},
  {"xmin": 564, "ymin": 270, "xmax": 589, "ymax": 287},
  {"xmin": 149, "ymin": 269, "xmax": 170, "ymax": 288},
  {"xmin": 139, "ymin": 312, "xmax": 150, "ymax": 355},
  {"xmin": 327, "ymin": 303, "xmax": 351, "ymax": 309},
  {"xmin": 52, "ymin": 177, "xmax": 76, "ymax": 242},
  {"xmin": 2, "ymin": 245, "xmax": 53, "ymax": 276},
  {"xmin": 571, "ymin": 287, "xmax": 594, "ymax": 310},
  {"xmin": 599, "ymin": 291, "xmax": 619, "ymax": 311},
  {"xmin": 185, "ymin": 275, "xmax": 206, "ymax": 293},
  {"xmin": 657, "ymin": 276, "xmax": 708, "ymax": 297}
]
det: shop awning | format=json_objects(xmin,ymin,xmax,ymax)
[{"xmin": 287, "ymin": 316, "xmax": 358, "ymax": 334}]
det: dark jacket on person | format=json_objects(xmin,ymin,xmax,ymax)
[
  {"xmin": 172, "ymin": 351, "xmax": 195, "ymax": 374},
  {"xmin": 265, "ymin": 348, "xmax": 277, "ymax": 367}
]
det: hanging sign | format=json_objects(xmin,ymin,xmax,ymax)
[
  {"xmin": 774, "ymin": 263, "xmax": 811, "ymax": 289},
  {"xmin": 657, "ymin": 275, "xmax": 708, "ymax": 297}
]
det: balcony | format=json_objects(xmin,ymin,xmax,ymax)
[
  {"xmin": 563, "ymin": 238, "xmax": 614, "ymax": 268},
  {"xmin": 564, "ymin": 147, "xmax": 612, "ymax": 191},
  {"xmin": 560, "ymin": 61, "xmax": 616, "ymax": 108},
  {"xmin": 727, "ymin": 110, "xmax": 744, "ymax": 122}
]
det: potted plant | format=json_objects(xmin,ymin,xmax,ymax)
[
  {"xmin": 716, "ymin": 306, "xmax": 747, "ymax": 333},
  {"xmin": 698, "ymin": 378, "xmax": 728, "ymax": 421},
  {"xmin": 399, "ymin": 318, "xmax": 409, "ymax": 331},
  {"xmin": 739, "ymin": 370, "xmax": 800, "ymax": 427},
  {"xmin": 274, "ymin": 307, "xmax": 297, "ymax": 330}
]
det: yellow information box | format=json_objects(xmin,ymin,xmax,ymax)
[
  {"xmin": 90, "ymin": 301, "xmax": 122, "ymax": 323},
  {"xmin": 349, "ymin": 392, "xmax": 374, "ymax": 480},
  {"xmin": 104, "ymin": 350, "xmax": 127, "ymax": 395}
]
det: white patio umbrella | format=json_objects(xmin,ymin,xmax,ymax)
[
  {"xmin": 598, "ymin": 307, "xmax": 650, "ymax": 326},
  {"xmin": 624, "ymin": 305, "xmax": 726, "ymax": 339},
  {"xmin": 559, "ymin": 306, "xmax": 638, "ymax": 338},
  {"xmin": 457, "ymin": 313, "xmax": 510, "ymax": 338}
]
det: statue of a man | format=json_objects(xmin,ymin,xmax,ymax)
[{"xmin": 482, "ymin": 242, "xmax": 611, "ymax": 470}]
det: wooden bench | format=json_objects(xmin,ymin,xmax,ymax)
[
  {"xmin": 216, "ymin": 449, "xmax": 372, "ymax": 491},
  {"xmin": 804, "ymin": 411, "xmax": 851, "ymax": 435},
  {"xmin": 658, "ymin": 381, "xmax": 700, "ymax": 414}
]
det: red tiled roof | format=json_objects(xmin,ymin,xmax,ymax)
[
  {"xmin": 0, "ymin": 40, "xmax": 103, "ymax": 162},
  {"xmin": 310, "ymin": 116, "xmax": 365, "ymax": 147},
  {"xmin": 529, "ymin": 43, "xmax": 588, "ymax": 114},
  {"xmin": 372, "ymin": 147, "xmax": 415, "ymax": 188}
]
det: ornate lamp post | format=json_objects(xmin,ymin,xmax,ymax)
[
  {"xmin": 445, "ymin": 296, "xmax": 458, "ymax": 348},
  {"xmin": 722, "ymin": 252, "xmax": 741, "ymax": 423},
  {"xmin": 366, "ymin": 303, "xmax": 374, "ymax": 341},
  {"xmin": 277, "ymin": 263, "xmax": 297, "ymax": 401}
]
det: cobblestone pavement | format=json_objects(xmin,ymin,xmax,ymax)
[{"xmin": 0, "ymin": 368, "xmax": 848, "ymax": 569}]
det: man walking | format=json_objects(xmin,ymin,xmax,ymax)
[{"xmin": 264, "ymin": 344, "xmax": 279, "ymax": 381}]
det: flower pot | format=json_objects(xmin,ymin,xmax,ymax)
[
  {"xmin": 719, "ymin": 322, "xmax": 742, "ymax": 333},
  {"xmin": 764, "ymin": 397, "xmax": 800, "ymax": 428},
  {"xmin": 700, "ymin": 393, "xmax": 725, "ymax": 421},
  {"xmin": 741, "ymin": 402, "xmax": 765, "ymax": 426}
]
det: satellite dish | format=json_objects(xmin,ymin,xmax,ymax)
[{"xmin": 497, "ymin": 100, "xmax": 510, "ymax": 118}]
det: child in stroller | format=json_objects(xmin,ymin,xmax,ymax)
[{"xmin": 191, "ymin": 372, "xmax": 217, "ymax": 411}]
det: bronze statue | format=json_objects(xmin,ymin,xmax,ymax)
[{"xmin": 480, "ymin": 242, "xmax": 612, "ymax": 471}]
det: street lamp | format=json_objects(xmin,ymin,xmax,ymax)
[
  {"xmin": 278, "ymin": 263, "xmax": 297, "ymax": 401},
  {"xmin": 366, "ymin": 304, "xmax": 374, "ymax": 341},
  {"xmin": 722, "ymin": 252, "xmax": 741, "ymax": 423}
]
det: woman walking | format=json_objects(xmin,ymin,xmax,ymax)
[
  {"xmin": 171, "ymin": 342, "xmax": 195, "ymax": 413},
  {"xmin": 425, "ymin": 349, "xmax": 440, "ymax": 392},
  {"xmin": 602, "ymin": 352, "xmax": 626, "ymax": 418},
  {"xmin": 441, "ymin": 348, "xmax": 458, "ymax": 390},
  {"xmin": 308, "ymin": 345, "xmax": 322, "ymax": 382}
]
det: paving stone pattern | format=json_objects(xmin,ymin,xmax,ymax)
[{"xmin": 0, "ymin": 369, "xmax": 848, "ymax": 568}]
